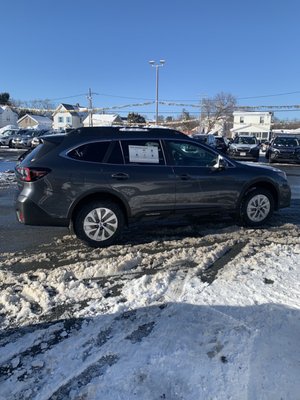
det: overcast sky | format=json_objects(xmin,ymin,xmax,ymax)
[{"xmin": 2, "ymin": 0, "xmax": 300, "ymax": 119}]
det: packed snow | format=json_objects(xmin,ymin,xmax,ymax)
[{"xmin": 0, "ymin": 170, "xmax": 300, "ymax": 400}]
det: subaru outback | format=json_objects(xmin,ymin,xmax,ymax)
[{"xmin": 15, "ymin": 127, "xmax": 291, "ymax": 247}]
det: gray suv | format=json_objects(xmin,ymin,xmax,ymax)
[{"xmin": 15, "ymin": 127, "xmax": 291, "ymax": 247}]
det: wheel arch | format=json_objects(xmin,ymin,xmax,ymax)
[
  {"xmin": 69, "ymin": 191, "xmax": 130, "ymax": 226},
  {"xmin": 239, "ymin": 181, "xmax": 279, "ymax": 211}
]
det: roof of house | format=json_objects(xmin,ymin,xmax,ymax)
[
  {"xmin": 18, "ymin": 114, "xmax": 52, "ymax": 125},
  {"xmin": 0, "ymin": 105, "xmax": 17, "ymax": 114},
  {"xmin": 233, "ymin": 111, "xmax": 272, "ymax": 116},
  {"xmin": 231, "ymin": 124, "xmax": 270, "ymax": 133},
  {"xmin": 53, "ymin": 103, "xmax": 84, "ymax": 117},
  {"xmin": 83, "ymin": 114, "xmax": 123, "ymax": 124}
]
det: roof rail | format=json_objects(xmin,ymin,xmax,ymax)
[{"xmin": 119, "ymin": 127, "xmax": 149, "ymax": 132}]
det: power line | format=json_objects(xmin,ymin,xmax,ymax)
[
  {"xmin": 19, "ymin": 89, "xmax": 300, "ymax": 105},
  {"xmin": 237, "ymin": 90, "xmax": 300, "ymax": 100}
]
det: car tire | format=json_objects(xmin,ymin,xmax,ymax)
[
  {"xmin": 74, "ymin": 200, "xmax": 125, "ymax": 247},
  {"xmin": 239, "ymin": 189, "xmax": 274, "ymax": 227}
]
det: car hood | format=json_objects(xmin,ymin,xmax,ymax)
[
  {"xmin": 272, "ymin": 145, "xmax": 300, "ymax": 150},
  {"xmin": 230, "ymin": 144, "xmax": 258, "ymax": 150},
  {"xmin": 239, "ymin": 161, "xmax": 284, "ymax": 174}
]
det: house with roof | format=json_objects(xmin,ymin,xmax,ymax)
[
  {"xmin": 0, "ymin": 105, "xmax": 18, "ymax": 128},
  {"xmin": 82, "ymin": 113, "xmax": 123, "ymax": 127},
  {"xmin": 230, "ymin": 111, "xmax": 272, "ymax": 140},
  {"xmin": 17, "ymin": 114, "xmax": 53, "ymax": 130},
  {"xmin": 52, "ymin": 103, "xmax": 87, "ymax": 131}
]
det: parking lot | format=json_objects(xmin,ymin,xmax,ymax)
[
  {"xmin": 1, "ymin": 147, "xmax": 300, "ymax": 253},
  {"xmin": 0, "ymin": 146, "xmax": 300, "ymax": 399}
]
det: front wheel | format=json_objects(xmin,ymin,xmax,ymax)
[
  {"xmin": 74, "ymin": 200, "xmax": 125, "ymax": 247},
  {"xmin": 239, "ymin": 189, "xmax": 274, "ymax": 227}
]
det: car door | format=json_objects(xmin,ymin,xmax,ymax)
[
  {"xmin": 104, "ymin": 139, "xmax": 176, "ymax": 218},
  {"xmin": 164, "ymin": 139, "xmax": 242, "ymax": 213}
]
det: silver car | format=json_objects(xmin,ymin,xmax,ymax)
[
  {"xmin": 0, "ymin": 129, "xmax": 20, "ymax": 147},
  {"xmin": 11, "ymin": 130, "xmax": 37, "ymax": 149}
]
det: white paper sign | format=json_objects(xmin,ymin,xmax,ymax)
[{"xmin": 129, "ymin": 145, "xmax": 159, "ymax": 164}]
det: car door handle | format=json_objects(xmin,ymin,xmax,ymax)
[
  {"xmin": 111, "ymin": 173, "xmax": 129, "ymax": 180},
  {"xmin": 178, "ymin": 174, "xmax": 192, "ymax": 180}
]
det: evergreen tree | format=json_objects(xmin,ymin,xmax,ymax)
[
  {"xmin": 127, "ymin": 112, "xmax": 146, "ymax": 124},
  {"xmin": 0, "ymin": 92, "xmax": 10, "ymax": 105}
]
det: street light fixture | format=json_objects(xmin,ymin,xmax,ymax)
[{"xmin": 148, "ymin": 59, "xmax": 165, "ymax": 125}]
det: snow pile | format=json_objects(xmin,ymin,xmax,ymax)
[
  {"xmin": 0, "ymin": 171, "xmax": 16, "ymax": 188},
  {"xmin": 0, "ymin": 224, "xmax": 300, "ymax": 399}
]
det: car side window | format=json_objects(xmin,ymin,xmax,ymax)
[
  {"xmin": 68, "ymin": 141, "xmax": 110, "ymax": 162},
  {"xmin": 105, "ymin": 141, "xmax": 124, "ymax": 164},
  {"xmin": 121, "ymin": 140, "xmax": 165, "ymax": 165},
  {"xmin": 166, "ymin": 140, "xmax": 217, "ymax": 167}
]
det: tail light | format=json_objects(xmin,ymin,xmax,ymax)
[{"xmin": 16, "ymin": 167, "xmax": 51, "ymax": 182}]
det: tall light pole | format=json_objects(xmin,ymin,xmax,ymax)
[{"xmin": 149, "ymin": 59, "xmax": 165, "ymax": 125}]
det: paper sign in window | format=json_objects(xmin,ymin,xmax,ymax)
[{"xmin": 129, "ymin": 145, "xmax": 159, "ymax": 163}]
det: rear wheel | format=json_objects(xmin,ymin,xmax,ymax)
[
  {"xmin": 239, "ymin": 189, "xmax": 274, "ymax": 227},
  {"xmin": 74, "ymin": 200, "xmax": 124, "ymax": 247}
]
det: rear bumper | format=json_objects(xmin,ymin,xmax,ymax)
[{"xmin": 15, "ymin": 195, "xmax": 69, "ymax": 227}]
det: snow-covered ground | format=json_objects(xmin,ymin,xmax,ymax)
[{"xmin": 0, "ymin": 171, "xmax": 300, "ymax": 400}]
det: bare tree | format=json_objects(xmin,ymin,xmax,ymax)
[
  {"xmin": 201, "ymin": 92, "xmax": 236, "ymax": 135},
  {"xmin": 11, "ymin": 98, "xmax": 55, "ymax": 118}
]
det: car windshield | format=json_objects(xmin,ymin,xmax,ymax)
[
  {"xmin": 235, "ymin": 137, "xmax": 256, "ymax": 144},
  {"xmin": 1, "ymin": 130, "xmax": 17, "ymax": 137},
  {"xmin": 274, "ymin": 137, "xmax": 299, "ymax": 147}
]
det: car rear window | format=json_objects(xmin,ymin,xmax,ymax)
[{"xmin": 68, "ymin": 141, "xmax": 110, "ymax": 162}]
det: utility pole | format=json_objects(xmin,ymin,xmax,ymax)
[
  {"xmin": 199, "ymin": 95, "xmax": 207, "ymax": 133},
  {"xmin": 87, "ymin": 88, "xmax": 93, "ymax": 127}
]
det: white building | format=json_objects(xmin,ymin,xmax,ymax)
[
  {"xmin": 199, "ymin": 116, "xmax": 227, "ymax": 135},
  {"xmin": 18, "ymin": 114, "xmax": 52, "ymax": 130},
  {"xmin": 0, "ymin": 105, "xmax": 18, "ymax": 128},
  {"xmin": 52, "ymin": 103, "xmax": 87, "ymax": 130},
  {"xmin": 83, "ymin": 113, "xmax": 123, "ymax": 127},
  {"xmin": 230, "ymin": 111, "xmax": 272, "ymax": 140}
]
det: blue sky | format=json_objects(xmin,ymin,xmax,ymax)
[{"xmin": 2, "ymin": 0, "xmax": 300, "ymax": 120}]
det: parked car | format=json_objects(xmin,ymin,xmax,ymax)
[
  {"xmin": 228, "ymin": 135, "xmax": 260, "ymax": 162},
  {"xmin": 0, "ymin": 128, "xmax": 20, "ymax": 147},
  {"xmin": 192, "ymin": 133, "xmax": 216, "ymax": 148},
  {"xmin": 13, "ymin": 129, "xmax": 52, "ymax": 149},
  {"xmin": 266, "ymin": 135, "xmax": 300, "ymax": 164},
  {"xmin": 11, "ymin": 130, "xmax": 38, "ymax": 149},
  {"xmin": 29, "ymin": 130, "xmax": 52, "ymax": 148},
  {"xmin": 260, "ymin": 139, "xmax": 269, "ymax": 152},
  {"xmin": 15, "ymin": 126, "xmax": 291, "ymax": 247},
  {"xmin": 215, "ymin": 136, "xmax": 229, "ymax": 154}
]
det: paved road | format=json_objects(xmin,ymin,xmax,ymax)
[{"xmin": 0, "ymin": 147, "xmax": 300, "ymax": 254}]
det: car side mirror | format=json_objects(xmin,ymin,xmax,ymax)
[{"xmin": 212, "ymin": 154, "xmax": 227, "ymax": 170}]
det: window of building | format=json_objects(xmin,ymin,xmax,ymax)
[
  {"xmin": 66, "ymin": 117, "xmax": 71, "ymax": 124},
  {"xmin": 260, "ymin": 116, "xmax": 264, "ymax": 124},
  {"xmin": 58, "ymin": 116, "xmax": 64, "ymax": 123},
  {"xmin": 240, "ymin": 117, "xmax": 244, "ymax": 123}
]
